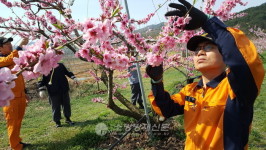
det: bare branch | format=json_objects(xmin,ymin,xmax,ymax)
[{"xmin": 55, "ymin": 35, "xmax": 82, "ymax": 50}]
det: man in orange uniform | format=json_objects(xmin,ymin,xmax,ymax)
[
  {"xmin": 146, "ymin": 0, "xmax": 265, "ymax": 149},
  {"xmin": 0, "ymin": 37, "xmax": 30, "ymax": 150}
]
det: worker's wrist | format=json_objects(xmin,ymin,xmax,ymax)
[
  {"xmin": 24, "ymin": 88, "xmax": 28, "ymax": 94},
  {"xmin": 151, "ymin": 77, "xmax": 163, "ymax": 84},
  {"xmin": 38, "ymin": 86, "xmax": 46, "ymax": 91},
  {"xmin": 206, "ymin": 14, "xmax": 214, "ymax": 19},
  {"xmin": 16, "ymin": 46, "xmax": 23, "ymax": 51}
]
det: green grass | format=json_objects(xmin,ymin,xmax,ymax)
[
  {"xmin": 0, "ymin": 53, "xmax": 266, "ymax": 149},
  {"xmin": 248, "ymin": 52, "xmax": 266, "ymax": 150},
  {"xmin": 0, "ymin": 84, "xmax": 133, "ymax": 150}
]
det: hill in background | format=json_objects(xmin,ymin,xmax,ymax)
[
  {"xmin": 136, "ymin": 3, "xmax": 266, "ymax": 37},
  {"xmin": 135, "ymin": 22, "xmax": 165, "ymax": 38},
  {"xmin": 226, "ymin": 2, "xmax": 266, "ymax": 34}
]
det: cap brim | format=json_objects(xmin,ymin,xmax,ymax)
[
  {"xmin": 187, "ymin": 36, "xmax": 214, "ymax": 51},
  {"xmin": 3, "ymin": 37, "xmax": 13, "ymax": 43}
]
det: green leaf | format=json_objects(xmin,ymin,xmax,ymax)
[
  {"xmin": 59, "ymin": 10, "xmax": 63, "ymax": 14},
  {"xmin": 111, "ymin": 6, "xmax": 120, "ymax": 18},
  {"xmin": 193, "ymin": 0, "xmax": 198, "ymax": 5},
  {"xmin": 52, "ymin": 23, "xmax": 63, "ymax": 30},
  {"xmin": 55, "ymin": 45, "xmax": 64, "ymax": 50},
  {"xmin": 45, "ymin": 41, "xmax": 49, "ymax": 48}
]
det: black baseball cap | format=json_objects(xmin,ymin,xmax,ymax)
[
  {"xmin": 0, "ymin": 37, "xmax": 13, "ymax": 45},
  {"xmin": 187, "ymin": 33, "xmax": 216, "ymax": 51}
]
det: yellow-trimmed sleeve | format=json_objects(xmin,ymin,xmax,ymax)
[
  {"xmin": 227, "ymin": 27, "xmax": 265, "ymax": 93},
  {"xmin": 148, "ymin": 91, "xmax": 164, "ymax": 117},
  {"xmin": 148, "ymin": 88, "xmax": 186, "ymax": 117}
]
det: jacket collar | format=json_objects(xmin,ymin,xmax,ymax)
[{"xmin": 197, "ymin": 72, "xmax": 226, "ymax": 88}]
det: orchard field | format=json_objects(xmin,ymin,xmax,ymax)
[{"xmin": 0, "ymin": 0, "xmax": 266, "ymax": 149}]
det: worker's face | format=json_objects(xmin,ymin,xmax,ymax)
[
  {"xmin": 193, "ymin": 41, "xmax": 225, "ymax": 72},
  {"xmin": 0, "ymin": 42, "xmax": 13, "ymax": 55}
]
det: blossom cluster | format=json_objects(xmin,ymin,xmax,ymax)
[
  {"xmin": 0, "ymin": 0, "xmax": 258, "ymax": 103},
  {"xmin": 249, "ymin": 27, "xmax": 266, "ymax": 54},
  {"xmin": 88, "ymin": 70, "xmax": 101, "ymax": 81},
  {"xmin": 204, "ymin": 0, "xmax": 247, "ymax": 20},
  {"xmin": 0, "ymin": 68, "xmax": 17, "ymax": 107},
  {"xmin": 46, "ymin": 11, "xmax": 58, "ymax": 24},
  {"xmin": 91, "ymin": 97, "xmax": 105, "ymax": 104},
  {"xmin": 0, "ymin": 0, "xmax": 249, "ymax": 72},
  {"xmin": 12, "ymin": 36, "xmax": 63, "ymax": 80}
]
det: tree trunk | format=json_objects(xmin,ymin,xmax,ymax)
[{"xmin": 100, "ymin": 66, "xmax": 157, "ymax": 122}]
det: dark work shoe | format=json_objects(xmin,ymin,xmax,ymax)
[
  {"xmin": 55, "ymin": 121, "xmax": 62, "ymax": 127},
  {"xmin": 65, "ymin": 119, "xmax": 75, "ymax": 125},
  {"xmin": 20, "ymin": 142, "xmax": 31, "ymax": 148}
]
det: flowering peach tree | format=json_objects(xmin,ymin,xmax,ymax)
[{"xmin": 0, "ymin": 0, "xmax": 255, "ymax": 120}]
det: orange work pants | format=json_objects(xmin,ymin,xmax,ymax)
[{"xmin": 3, "ymin": 97, "xmax": 26, "ymax": 150}]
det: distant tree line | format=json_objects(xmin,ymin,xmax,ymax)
[{"xmin": 226, "ymin": 3, "xmax": 266, "ymax": 35}]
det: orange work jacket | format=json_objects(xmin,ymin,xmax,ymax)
[
  {"xmin": 0, "ymin": 50, "xmax": 26, "ymax": 98},
  {"xmin": 149, "ymin": 17, "xmax": 265, "ymax": 150}
]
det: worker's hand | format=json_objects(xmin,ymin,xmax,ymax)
[
  {"xmin": 159, "ymin": 116, "xmax": 166, "ymax": 122},
  {"xmin": 19, "ymin": 38, "xmax": 29, "ymax": 47},
  {"xmin": 25, "ymin": 94, "xmax": 31, "ymax": 106},
  {"xmin": 145, "ymin": 64, "xmax": 163, "ymax": 82},
  {"xmin": 73, "ymin": 78, "xmax": 79, "ymax": 86},
  {"xmin": 165, "ymin": 0, "xmax": 208, "ymax": 30},
  {"xmin": 39, "ymin": 91, "xmax": 46, "ymax": 99}
]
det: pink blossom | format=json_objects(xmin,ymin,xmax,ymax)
[
  {"xmin": 63, "ymin": 8, "xmax": 72, "ymax": 15},
  {"xmin": 91, "ymin": 97, "xmax": 105, "ymax": 104},
  {"xmin": 136, "ymin": 13, "xmax": 155, "ymax": 25},
  {"xmin": 116, "ymin": 73, "xmax": 131, "ymax": 79},
  {"xmin": 0, "ymin": 0, "xmax": 258, "ymax": 87},
  {"xmin": 146, "ymin": 52, "xmax": 164, "ymax": 67},
  {"xmin": 78, "ymin": 48, "xmax": 91, "ymax": 61},
  {"xmin": 88, "ymin": 70, "xmax": 101, "ymax": 81},
  {"xmin": 99, "ymin": 0, "xmax": 120, "ymax": 17},
  {"xmin": 0, "ymin": 67, "xmax": 17, "ymax": 107},
  {"xmin": 120, "ymin": 82, "xmax": 128, "ymax": 89},
  {"xmin": 22, "ymin": 71, "xmax": 40, "ymax": 81},
  {"xmin": 25, "ymin": 12, "xmax": 36, "ymax": 20},
  {"xmin": 204, "ymin": 0, "xmax": 247, "ymax": 20},
  {"xmin": 102, "ymin": 53, "xmax": 129, "ymax": 70},
  {"xmin": 12, "ymin": 37, "xmax": 63, "ymax": 80},
  {"xmin": 82, "ymin": 19, "xmax": 112, "ymax": 44},
  {"xmin": 45, "ymin": 11, "xmax": 57, "ymax": 24},
  {"xmin": 83, "ymin": 19, "xmax": 95, "ymax": 32},
  {"xmin": 165, "ymin": 54, "xmax": 182, "ymax": 67},
  {"xmin": 33, "ymin": 49, "xmax": 61, "ymax": 76},
  {"xmin": 91, "ymin": 56, "xmax": 103, "ymax": 64},
  {"xmin": 143, "ymin": 73, "xmax": 149, "ymax": 78},
  {"xmin": 174, "ymin": 17, "xmax": 185, "ymax": 27}
]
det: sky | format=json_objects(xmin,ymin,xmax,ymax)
[
  {"xmin": 71, "ymin": 0, "xmax": 266, "ymax": 27},
  {"xmin": 0, "ymin": 0, "xmax": 265, "ymax": 44}
]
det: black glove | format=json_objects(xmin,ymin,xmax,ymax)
[
  {"xmin": 146, "ymin": 64, "xmax": 163, "ymax": 82},
  {"xmin": 15, "ymin": 46, "xmax": 23, "ymax": 51},
  {"xmin": 165, "ymin": 0, "xmax": 208, "ymax": 30}
]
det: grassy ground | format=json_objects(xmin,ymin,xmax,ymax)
[
  {"xmin": 0, "ymin": 82, "xmax": 134, "ymax": 150},
  {"xmin": 248, "ymin": 52, "xmax": 266, "ymax": 150},
  {"xmin": 0, "ymin": 53, "xmax": 265, "ymax": 150}
]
